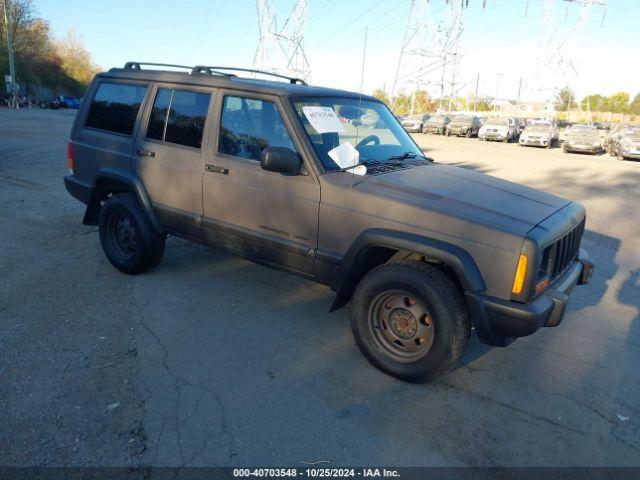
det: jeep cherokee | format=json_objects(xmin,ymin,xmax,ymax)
[{"xmin": 64, "ymin": 62, "xmax": 594, "ymax": 382}]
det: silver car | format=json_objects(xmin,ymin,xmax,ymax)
[
  {"xmin": 401, "ymin": 114, "xmax": 431, "ymax": 133},
  {"xmin": 519, "ymin": 122, "xmax": 558, "ymax": 148}
]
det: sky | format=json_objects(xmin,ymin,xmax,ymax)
[{"xmin": 33, "ymin": 0, "xmax": 640, "ymax": 102}]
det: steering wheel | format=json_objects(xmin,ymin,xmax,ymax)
[{"xmin": 357, "ymin": 135, "xmax": 380, "ymax": 147}]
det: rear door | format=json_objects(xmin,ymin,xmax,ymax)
[
  {"xmin": 202, "ymin": 91, "xmax": 320, "ymax": 276},
  {"xmin": 133, "ymin": 84, "xmax": 214, "ymax": 240},
  {"xmin": 73, "ymin": 79, "xmax": 150, "ymax": 183}
]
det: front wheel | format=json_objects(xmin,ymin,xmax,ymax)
[
  {"xmin": 99, "ymin": 193, "xmax": 165, "ymax": 274},
  {"xmin": 350, "ymin": 261, "xmax": 470, "ymax": 382}
]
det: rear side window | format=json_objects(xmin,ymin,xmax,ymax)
[
  {"xmin": 85, "ymin": 82, "xmax": 147, "ymax": 136},
  {"xmin": 145, "ymin": 88, "xmax": 210, "ymax": 149},
  {"xmin": 218, "ymin": 96, "xmax": 296, "ymax": 161}
]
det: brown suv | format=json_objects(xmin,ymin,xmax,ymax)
[{"xmin": 64, "ymin": 62, "xmax": 594, "ymax": 382}]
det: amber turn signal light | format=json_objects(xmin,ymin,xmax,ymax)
[
  {"xmin": 511, "ymin": 254, "xmax": 528, "ymax": 295},
  {"xmin": 535, "ymin": 276, "xmax": 550, "ymax": 296}
]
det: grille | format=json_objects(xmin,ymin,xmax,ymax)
[{"xmin": 541, "ymin": 218, "xmax": 585, "ymax": 279}]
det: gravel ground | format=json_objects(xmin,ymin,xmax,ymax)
[{"xmin": 1, "ymin": 109, "xmax": 639, "ymax": 470}]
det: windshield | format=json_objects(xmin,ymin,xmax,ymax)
[
  {"xmin": 292, "ymin": 96, "xmax": 423, "ymax": 172},
  {"xmin": 570, "ymin": 124, "xmax": 596, "ymax": 131},
  {"xmin": 526, "ymin": 123, "xmax": 552, "ymax": 132},
  {"xmin": 567, "ymin": 127, "xmax": 599, "ymax": 138},
  {"xmin": 452, "ymin": 115, "xmax": 472, "ymax": 123},
  {"xmin": 623, "ymin": 128, "xmax": 640, "ymax": 139},
  {"xmin": 427, "ymin": 115, "xmax": 446, "ymax": 124},
  {"xmin": 485, "ymin": 117, "xmax": 509, "ymax": 127}
]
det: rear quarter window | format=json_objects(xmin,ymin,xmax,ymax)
[{"xmin": 85, "ymin": 82, "xmax": 147, "ymax": 136}]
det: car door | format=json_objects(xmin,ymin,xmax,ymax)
[
  {"xmin": 202, "ymin": 91, "xmax": 320, "ymax": 276},
  {"xmin": 133, "ymin": 84, "xmax": 214, "ymax": 240}
]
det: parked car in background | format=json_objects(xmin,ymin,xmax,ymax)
[
  {"xmin": 39, "ymin": 98, "xmax": 60, "ymax": 109},
  {"xmin": 519, "ymin": 122, "xmax": 558, "ymax": 148},
  {"xmin": 422, "ymin": 114, "xmax": 450, "ymax": 134},
  {"xmin": 447, "ymin": 114, "xmax": 481, "ymax": 137},
  {"xmin": 563, "ymin": 124, "xmax": 604, "ymax": 154},
  {"xmin": 478, "ymin": 116, "xmax": 518, "ymax": 142},
  {"xmin": 400, "ymin": 114, "xmax": 431, "ymax": 133},
  {"xmin": 58, "ymin": 95, "xmax": 81, "ymax": 109},
  {"xmin": 609, "ymin": 126, "xmax": 640, "ymax": 160},
  {"xmin": 604, "ymin": 123, "xmax": 627, "ymax": 155}
]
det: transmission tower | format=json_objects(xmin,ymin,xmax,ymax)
[
  {"xmin": 391, "ymin": 0, "xmax": 467, "ymax": 114},
  {"xmin": 252, "ymin": 0, "xmax": 310, "ymax": 81},
  {"xmin": 529, "ymin": 0, "xmax": 606, "ymax": 119}
]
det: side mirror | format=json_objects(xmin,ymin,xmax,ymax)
[{"xmin": 260, "ymin": 147, "xmax": 302, "ymax": 175}]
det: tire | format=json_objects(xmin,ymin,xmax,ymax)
[
  {"xmin": 350, "ymin": 261, "xmax": 471, "ymax": 382},
  {"xmin": 99, "ymin": 193, "xmax": 165, "ymax": 274},
  {"xmin": 466, "ymin": 129, "xmax": 472, "ymax": 138}
]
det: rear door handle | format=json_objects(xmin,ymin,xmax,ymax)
[
  {"xmin": 136, "ymin": 149, "xmax": 155, "ymax": 157},
  {"xmin": 205, "ymin": 164, "xmax": 229, "ymax": 175}
]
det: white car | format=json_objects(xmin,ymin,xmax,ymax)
[
  {"xmin": 520, "ymin": 122, "xmax": 559, "ymax": 148},
  {"xmin": 478, "ymin": 117, "xmax": 518, "ymax": 143}
]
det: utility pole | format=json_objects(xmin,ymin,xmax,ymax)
[
  {"xmin": 474, "ymin": 73, "xmax": 479, "ymax": 112},
  {"xmin": 516, "ymin": 76, "xmax": 522, "ymax": 106},
  {"xmin": 2, "ymin": 0, "xmax": 17, "ymax": 109},
  {"xmin": 494, "ymin": 72, "xmax": 503, "ymax": 111}
]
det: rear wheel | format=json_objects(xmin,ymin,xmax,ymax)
[
  {"xmin": 350, "ymin": 261, "xmax": 470, "ymax": 382},
  {"xmin": 99, "ymin": 193, "xmax": 165, "ymax": 274}
]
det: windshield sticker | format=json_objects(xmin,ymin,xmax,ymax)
[
  {"xmin": 328, "ymin": 141, "xmax": 359, "ymax": 169},
  {"xmin": 302, "ymin": 106, "xmax": 345, "ymax": 134}
]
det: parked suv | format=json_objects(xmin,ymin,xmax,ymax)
[
  {"xmin": 64, "ymin": 63, "xmax": 593, "ymax": 382},
  {"xmin": 422, "ymin": 114, "xmax": 450, "ymax": 134},
  {"xmin": 478, "ymin": 116, "xmax": 518, "ymax": 143},
  {"xmin": 400, "ymin": 113, "xmax": 430, "ymax": 133},
  {"xmin": 447, "ymin": 114, "xmax": 481, "ymax": 137}
]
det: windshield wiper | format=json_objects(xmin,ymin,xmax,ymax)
[
  {"xmin": 387, "ymin": 152, "xmax": 429, "ymax": 162},
  {"xmin": 329, "ymin": 159, "xmax": 379, "ymax": 173}
]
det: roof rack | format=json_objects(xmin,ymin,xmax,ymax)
[
  {"xmin": 120, "ymin": 62, "xmax": 235, "ymax": 78},
  {"xmin": 119, "ymin": 62, "xmax": 307, "ymax": 85},
  {"xmin": 192, "ymin": 66, "xmax": 307, "ymax": 85}
]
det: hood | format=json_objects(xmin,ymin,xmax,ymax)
[
  {"xmin": 566, "ymin": 133, "xmax": 600, "ymax": 143},
  {"xmin": 450, "ymin": 119, "xmax": 472, "ymax": 127},
  {"xmin": 364, "ymin": 163, "xmax": 570, "ymax": 236}
]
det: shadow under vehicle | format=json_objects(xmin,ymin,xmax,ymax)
[
  {"xmin": 64, "ymin": 62, "xmax": 594, "ymax": 383},
  {"xmin": 447, "ymin": 114, "xmax": 481, "ymax": 137},
  {"xmin": 563, "ymin": 124, "xmax": 604, "ymax": 154}
]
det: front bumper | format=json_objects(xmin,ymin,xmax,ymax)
[
  {"xmin": 449, "ymin": 127, "xmax": 469, "ymax": 136},
  {"xmin": 402, "ymin": 124, "xmax": 422, "ymax": 133},
  {"xmin": 565, "ymin": 144, "xmax": 601, "ymax": 153},
  {"xmin": 620, "ymin": 149, "xmax": 640, "ymax": 159},
  {"xmin": 520, "ymin": 138, "xmax": 550, "ymax": 147},
  {"xmin": 424, "ymin": 126, "xmax": 445, "ymax": 134},
  {"xmin": 466, "ymin": 251, "xmax": 593, "ymax": 346},
  {"xmin": 484, "ymin": 133, "xmax": 508, "ymax": 141}
]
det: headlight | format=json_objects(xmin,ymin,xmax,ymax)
[{"xmin": 593, "ymin": 142, "xmax": 600, "ymax": 147}]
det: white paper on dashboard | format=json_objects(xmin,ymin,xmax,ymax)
[
  {"xmin": 302, "ymin": 106, "xmax": 345, "ymax": 133},
  {"xmin": 328, "ymin": 141, "xmax": 359, "ymax": 169}
]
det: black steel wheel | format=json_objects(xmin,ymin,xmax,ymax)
[
  {"xmin": 99, "ymin": 193, "xmax": 165, "ymax": 274},
  {"xmin": 350, "ymin": 261, "xmax": 470, "ymax": 382},
  {"xmin": 368, "ymin": 290, "xmax": 435, "ymax": 363}
]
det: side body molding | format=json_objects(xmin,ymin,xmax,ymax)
[
  {"xmin": 329, "ymin": 228, "xmax": 486, "ymax": 312},
  {"xmin": 83, "ymin": 167, "xmax": 163, "ymax": 235}
]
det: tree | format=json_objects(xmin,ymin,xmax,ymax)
[
  {"xmin": 604, "ymin": 91, "xmax": 630, "ymax": 114},
  {"xmin": 581, "ymin": 94, "xmax": 607, "ymax": 112},
  {"xmin": 371, "ymin": 88, "xmax": 389, "ymax": 106},
  {"xmin": 629, "ymin": 92, "xmax": 640, "ymax": 116},
  {"xmin": 56, "ymin": 30, "xmax": 100, "ymax": 86},
  {"xmin": 555, "ymin": 86, "xmax": 576, "ymax": 111}
]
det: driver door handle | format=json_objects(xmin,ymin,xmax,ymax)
[
  {"xmin": 137, "ymin": 149, "xmax": 155, "ymax": 157},
  {"xmin": 205, "ymin": 164, "xmax": 229, "ymax": 175}
]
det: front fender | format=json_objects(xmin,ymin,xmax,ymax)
[{"xmin": 329, "ymin": 228, "xmax": 486, "ymax": 312}]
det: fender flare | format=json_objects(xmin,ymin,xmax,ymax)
[
  {"xmin": 83, "ymin": 167, "xmax": 163, "ymax": 235},
  {"xmin": 329, "ymin": 228, "xmax": 486, "ymax": 312}
]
